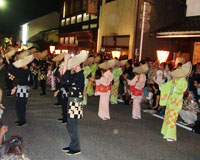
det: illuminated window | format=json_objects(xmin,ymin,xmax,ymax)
[
  {"xmin": 60, "ymin": 37, "xmax": 64, "ymax": 44},
  {"xmin": 77, "ymin": 14, "xmax": 82, "ymax": 23},
  {"xmin": 90, "ymin": 23, "xmax": 97, "ymax": 28},
  {"xmin": 61, "ymin": 19, "xmax": 65, "ymax": 26},
  {"xmin": 65, "ymin": 37, "xmax": 69, "ymax": 44},
  {"xmin": 83, "ymin": 13, "xmax": 90, "ymax": 21},
  {"xmin": 69, "ymin": 37, "xmax": 75, "ymax": 44},
  {"xmin": 82, "ymin": 25, "xmax": 89, "ymax": 30},
  {"xmin": 71, "ymin": 16, "xmax": 76, "ymax": 24},
  {"xmin": 91, "ymin": 15, "xmax": 97, "ymax": 20},
  {"xmin": 66, "ymin": 18, "xmax": 70, "ymax": 25}
]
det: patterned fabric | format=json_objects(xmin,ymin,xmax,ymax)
[
  {"xmin": 87, "ymin": 64, "xmax": 98, "ymax": 95},
  {"xmin": 8, "ymin": 72, "xmax": 15, "ymax": 81},
  {"xmin": 68, "ymin": 97, "xmax": 83, "ymax": 119},
  {"xmin": 110, "ymin": 67, "xmax": 123, "ymax": 103},
  {"xmin": 30, "ymin": 66, "xmax": 38, "ymax": 76},
  {"xmin": 16, "ymin": 85, "xmax": 30, "ymax": 98},
  {"xmin": 160, "ymin": 78, "xmax": 187, "ymax": 140},
  {"xmin": 83, "ymin": 66, "xmax": 92, "ymax": 105}
]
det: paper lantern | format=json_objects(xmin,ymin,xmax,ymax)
[
  {"xmin": 112, "ymin": 51, "xmax": 121, "ymax": 59},
  {"xmin": 157, "ymin": 50, "xmax": 170, "ymax": 63},
  {"xmin": 49, "ymin": 46, "xmax": 55, "ymax": 54}
]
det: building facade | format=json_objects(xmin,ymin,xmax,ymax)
[
  {"xmin": 59, "ymin": 0, "xmax": 100, "ymax": 53},
  {"xmin": 18, "ymin": 12, "xmax": 60, "ymax": 48}
]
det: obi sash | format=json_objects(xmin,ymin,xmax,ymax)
[
  {"xmin": 129, "ymin": 85, "xmax": 143, "ymax": 96},
  {"xmin": 95, "ymin": 84, "xmax": 111, "ymax": 93}
]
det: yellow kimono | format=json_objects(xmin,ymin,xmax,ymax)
[{"xmin": 160, "ymin": 78, "xmax": 187, "ymax": 140}]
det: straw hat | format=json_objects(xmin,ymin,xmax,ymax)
[
  {"xmin": 175, "ymin": 57, "xmax": 185, "ymax": 67},
  {"xmin": 84, "ymin": 57, "xmax": 95, "ymax": 66},
  {"xmin": 52, "ymin": 53, "xmax": 65, "ymax": 62},
  {"xmin": 13, "ymin": 55, "xmax": 34, "ymax": 68},
  {"xmin": 98, "ymin": 59, "xmax": 118, "ymax": 69},
  {"xmin": 18, "ymin": 51, "xmax": 30, "ymax": 60},
  {"xmin": 116, "ymin": 60, "xmax": 128, "ymax": 67},
  {"xmin": 94, "ymin": 56, "xmax": 101, "ymax": 63},
  {"xmin": 27, "ymin": 48, "xmax": 37, "ymax": 54},
  {"xmin": 5, "ymin": 48, "xmax": 17, "ymax": 58},
  {"xmin": 68, "ymin": 51, "xmax": 89, "ymax": 70},
  {"xmin": 133, "ymin": 63, "xmax": 149, "ymax": 73},
  {"xmin": 169, "ymin": 61, "xmax": 192, "ymax": 78}
]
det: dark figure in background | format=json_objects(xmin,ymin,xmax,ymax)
[
  {"xmin": 30, "ymin": 60, "xmax": 39, "ymax": 89},
  {"xmin": 38, "ymin": 60, "xmax": 48, "ymax": 95}
]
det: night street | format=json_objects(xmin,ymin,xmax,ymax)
[{"xmin": 1, "ymin": 75, "xmax": 200, "ymax": 160}]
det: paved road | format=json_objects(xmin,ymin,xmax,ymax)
[{"xmin": 0, "ymin": 73, "xmax": 200, "ymax": 160}]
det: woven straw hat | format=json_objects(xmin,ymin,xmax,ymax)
[
  {"xmin": 18, "ymin": 51, "xmax": 30, "ymax": 60},
  {"xmin": 5, "ymin": 48, "xmax": 17, "ymax": 58},
  {"xmin": 13, "ymin": 55, "xmax": 34, "ymax": 68},
  {"xmin": 98, "ymin": 59, "xmax": 118, "ymax": 69},
  {"xmin": 133, "ymin": 63, "xmax": 149, "ymax": 73},
  {"xmin": 52, "ymin": 53, "xmax": 65, "ymax": 62},
  {"xmin": 84, "ymin": 57, "xmax": 95, "ymax": 66},
  {"xmin": 68, "ymin": 51, "xmax": 89, "ymax": 69},
  {"xmin": 94, "ymin": 56, "xmax": 101, "ymax": 63},
  {"xmin": 116, "ymin": 60, "xmax": 128, "ymax": 67},
  {"xmin": 169, "ymin": 61, "xmax": 192, "ymax": 78}
]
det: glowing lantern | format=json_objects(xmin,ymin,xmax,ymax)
[
  {"xmin": 112, "ymin": 51, "xmax": 121, "ymax": 59},
  {"xmin": 157, "ymin": 50, "xmax": 170, "ymax": 63},
  {"xmin": 62, "ymin": 50, "xmax": 68, "ymax": 54},
  {"xmin": 55, "ymin": 49, "xmax": 61, "ymax": 55},
  {"xmin": 49, "ymin": 46, "xmax": 55, "ymax": 54}
]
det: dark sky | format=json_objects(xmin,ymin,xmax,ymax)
[{"xmin": 0, "ymin": 0, "xmax": 61, "ymax": 35}]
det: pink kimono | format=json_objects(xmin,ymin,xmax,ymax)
[
  {"xmin": 128, "ymin": 74, "xmax": 146, "ymax": 119},
  {"xmin": 95, "ymin": 70, "xmax": 113, "ymax": 120}
]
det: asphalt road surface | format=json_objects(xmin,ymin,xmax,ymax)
[{"xmin": 0, "ymin": 73, "xmax": 200, "ymax": 160}]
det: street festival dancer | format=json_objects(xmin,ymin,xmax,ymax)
[
  {"xmin": 154, "ymin": 61, "xmax": 192, "ymax": 142},
  {"xmin": 127, "ymin": 63, "xmax": 148, "ymax": 119},
  {"xmin": 61, "ymin": 51, "xmax": 88, "ymax": 156},
  {"xmin": 6, "ymin": 53, "xmax": 34, "ymax": 127},
  {"xmin": 95, "ymin": 59, "xmax": 116, "ymax": 120}
]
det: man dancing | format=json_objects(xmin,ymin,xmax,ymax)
[{"xmin": 61, "ymin": 51, "xmax": 88, "ymax": 156}]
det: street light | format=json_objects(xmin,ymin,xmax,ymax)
[{"xmin": 0, "ymin": 0, "xmax": 5, "ymax": 8}]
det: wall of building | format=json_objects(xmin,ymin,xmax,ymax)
[
  {"xmin": 97, "ymin": 0, "xmax": 137, "ymax": 59},
  {"xmin": 135, "ymin": 0, "xmax": 186, "ymax": 61},
  {"xmin": 19, "ymin": 12, "xmax": 59, "ymax": 45}
]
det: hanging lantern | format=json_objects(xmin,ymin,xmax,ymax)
[
  {"xmin": 157, "ymin": 50, "xmax": 170, "ymax": 63},
  {"xmin": 55, "ymin": 49, "xmax": 61, "ymax": 55},
  {"xmin": 49, "ymin": 46, "xmax": 55, "ymax": 54},
  {"xmin": 112, "ymin": 51, "xmax": 121, "ymax": 59},
  {"xmin": 62, "ymin": 50, "xmax": 68, "ymax": 54}
]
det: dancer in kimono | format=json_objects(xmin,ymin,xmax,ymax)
[
  {"xmin": 127, "ymin": 64, "xmax": 148, "ymax": 119},
  {"xmin": 154, "ymin": 62, "xmax": 192, "ymax": 142},
  {"xmin": 95, "ymin": 59, "xmax": 116, "ymax": 120},
  {"xmin": 82, "ymin": 57, "xmax": 93, "ymax": 105},
  {"xmin": 110, "ymin": 60, "xmax": 127, "ymax": 104},
  {"xmin": 87, "ymin": 56, "xmax": 100, "ymax": 96}
]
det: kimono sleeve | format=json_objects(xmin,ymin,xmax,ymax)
[
  {"xmin": 174, "ymin": 78, "xmax": 188, "ymax": 95},
  {"xmin": 159, "ymin": 80, "xmax": 173, "ymax": 106}
]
